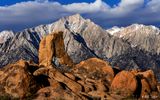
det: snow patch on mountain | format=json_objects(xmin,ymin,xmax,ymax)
[
  {"xmin": 106, "ymin": 26, "xmax": 123, "ymax": 35},
  {"xmin": 0, "ymin": 30, "xmax": 14, "ymax": 43}
]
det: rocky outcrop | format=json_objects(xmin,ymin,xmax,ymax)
[
  {"xmin": 39, "ymin": 31, "xmax": 73, "ymax": 68},
  {"xmin": 72, "ymin": 58, "xmax": 114, "ymax": 85},
  {"xmin": 1, "ymin": 59, "xmax": 159, "ymax": 99}
]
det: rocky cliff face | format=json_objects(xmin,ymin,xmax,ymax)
[{"xmin": 0, "ymin": 32, "xmax": 159, "ymax": 99}]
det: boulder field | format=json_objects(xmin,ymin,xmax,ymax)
[{"xmin": 0, "ymin": 32, "xmax": 159, "ymax": 99}]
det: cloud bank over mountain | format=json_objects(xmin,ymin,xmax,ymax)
[{"xmin": 0, "ymin": 0, "xmax": 160, "ymax": 31}]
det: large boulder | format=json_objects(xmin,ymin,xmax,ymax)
[
  {"xmin": 72, "ymin": 58, "xmax": 114, "ymax": 85},
  {"xmin": 39, "ymin": 31, "xmax": 74, "ymax": 68},
  {"xmin": 0, "ymin": 60, "xmax": 39, "ymax": 98},
  {"xmin": 111, "ymin": 71, "xmax": 137, "ymax": 97}
]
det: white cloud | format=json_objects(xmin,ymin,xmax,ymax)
[
  {"xmin": 111, "ymin": 0, "xmax": 144, "ymax": 15},
  {"xmin": 63, "ymin": 0, "xmax": 110, "ymax": 13},
  {"xmin": 0, "ymin": 0, "xmax": 160, "ymax": 31},
  {"xmin": 146, "ymin": 0, "xmax": 160, "ymax": 12}
]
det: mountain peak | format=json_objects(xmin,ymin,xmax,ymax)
[
  {"xmin": 69, "ymin": 13, "xmax": 82, "ymax": 19},
  {"xmin": 49, "ymin": 14, "xmax": 94, "ymax": 33},
  {"xmin": 65, "ymin": 14, "xmax": 85, "ymax": 23}
]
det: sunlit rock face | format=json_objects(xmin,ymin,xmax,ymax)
[{"xmin": 38, "ymin": 31, "xmax": 73, "ymax": 68}]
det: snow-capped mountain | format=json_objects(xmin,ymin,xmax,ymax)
[
  {"xmin": 107, "ymin": 24, "xmax": 160, "ymax": 37},
  {"xmin": 108, "ymin": 24, "xmax": 160, "ymax": 54},
  {"xmin": 0, "ymin": 14, "xmax": 160, "ymax": 80},
  {"xmin": 113, "ymin": 24, "xmax": 160, "ymax": 38}
]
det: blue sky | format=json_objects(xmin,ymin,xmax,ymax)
[
  {"xmin": 0, "ymin": 0, "xmax": 120, "ymax": 6},
  {"xmin": 0, "ymin": 0, "xmax": 160, "ymax": 32}
]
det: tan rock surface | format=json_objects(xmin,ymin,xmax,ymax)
[
  {"xmin": 137, "ymin": 70, "xmax": 158, "ymax": 91},
  {"xmin": 72, "ymin": 58, "xmax": 114, "ymax": 85},
  {"xmin": 0, "ymin": 60, "xmax": 39, "ymax": 98},
  {"xmin": 35, "ymin": 86, "xmax": 80, "ymax": 100},
  {"xmin": 49, "ymin": 68, "xmax": 82, "ymax": 93},
  {"xmin": 33, "ymin": 67, "xmax": 82, "ymax": 93},
  {"xmin": 140, "ymin": 79, "xmax": 151, "ymax": 98},
  {"xmin": 111, "ymin": 71, "xmax": 137, "ymax": 97},
  {"xmin": 39, "ymin": 31, "xmax": 74, "ymax": 68}
]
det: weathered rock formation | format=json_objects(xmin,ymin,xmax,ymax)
[
  {"xmin": 72, "ymin": 58, "xmax": 114, "ymax": 88},
  {"xmin": 39, "ymin": 31, "xmax": 73, "ymax": 68}
]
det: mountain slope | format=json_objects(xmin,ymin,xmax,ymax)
[
  {"xmin": 47, "ymin": 14, "xmax": 130, "ymax": 63},
  {"xmin": 108, "ymin": 24, "xmax": 160, "ymax": 54},
  {"xmin": 0, "ymin": 14, "xmax": 130, "ymax": 67}
]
